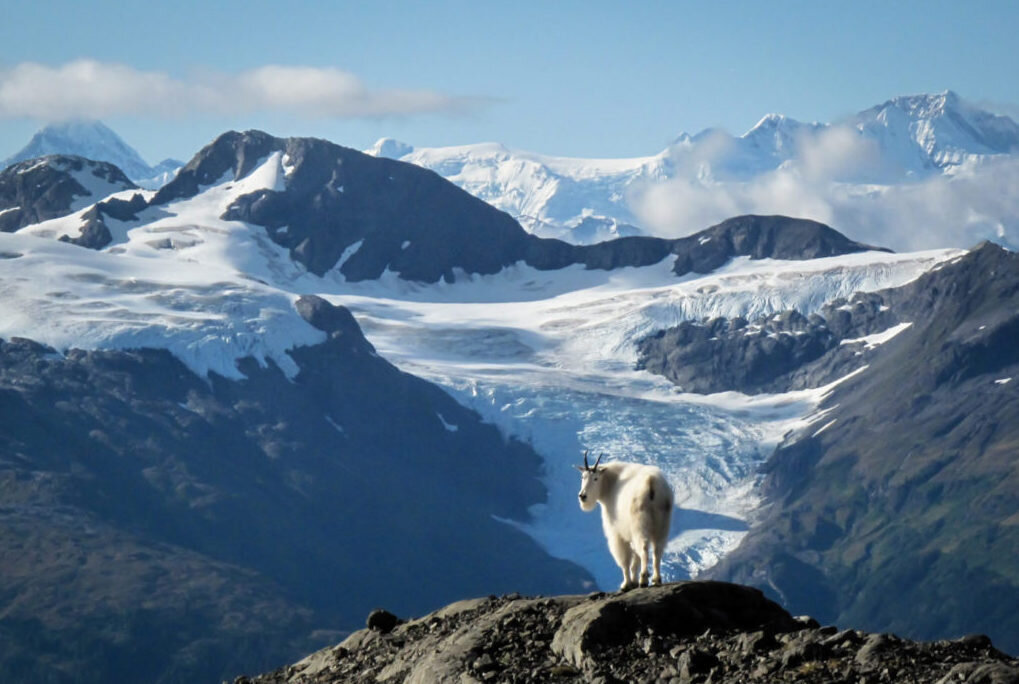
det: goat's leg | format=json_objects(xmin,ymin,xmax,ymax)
[
  {"xmin": 608, "ymin": 536, "xmax": 635, "ymax": 591},
  {"xmin": 651, "ymin": 536, "xmax": 665, "ymax": 586},
  {"xmin": 629, "ymin": 553, "xmax": 642, "ymax": 586},
  {"xmin": 637, "ymin": 538, "xmax": 650, "ymax": 587}
]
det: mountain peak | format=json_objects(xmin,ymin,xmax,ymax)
[
  {"xmin": 856, "ymin": 90, "xmax": 1019, "ymax": 164},
  {"xmin": 741, "ymin": 112, "xmax": 811, "ymax": 140},
  {"xmin": 882, "ymin": 89, "xmax": 964, "ymax": 119},
  {"xmin": 366, "ymin": 137, "xmax": 414, "ymax": 159},
  {"xmin": 4, "ymin": 119, "xmax": 154, "ymax": 180}
]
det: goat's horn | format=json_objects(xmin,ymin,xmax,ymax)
[
  {"xmin": 583, "ymin": 449, "xmax": 590, "ymax": 469},
  {"xmin": 594, "ymin": 453, "xmax": 604, "ymax": 469}
]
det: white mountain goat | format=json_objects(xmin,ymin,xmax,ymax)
[{"xmin": 575, "ymin": 451, "xmax": 674, "ymax": 591}]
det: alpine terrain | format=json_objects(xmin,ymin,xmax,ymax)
[
  {"xmin": 0, "ymin": 119, "xmax": 1015, "ymax": 682},
  {"xmin": 368, "ymin": 91, "xmax": 1019, "ymax": 249}
]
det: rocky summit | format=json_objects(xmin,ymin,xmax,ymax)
[{"xmin": 239, "ymin": 582, "xmax": 1019, "ymax": 684}]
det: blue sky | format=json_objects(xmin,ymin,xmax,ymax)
[{"xmin": 1, "ymin": 0, "xmax": 1017, "ymax": 164}]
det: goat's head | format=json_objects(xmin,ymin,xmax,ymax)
[{"xmin": 574, "ymin": 450, "xmax": 604, "ymax": 512}]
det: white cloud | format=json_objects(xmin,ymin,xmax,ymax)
[
  {"xmin": 0, "ymin": 59, "xmax": 483, "ymax": 120},
  {"xmin": 630, "ymin": 136, "xmax": 1019, "ymax": 252},
  {"xmin": 794, "ymin": 125, "xmax": 883, "ymax": 184}
]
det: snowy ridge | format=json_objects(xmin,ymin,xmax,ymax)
[
  {"xmin": 7, "ymin": 152, "xmax": 323, "ymax": 379},
  {"xmin": 367, "ymin": 139, "xmax": 668, "ymax": 243}
]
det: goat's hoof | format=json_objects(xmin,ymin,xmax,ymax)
[
  {"xmin": 652, "ymin": 577, "xmax": 662, "ymax": 586},
  {"xmin": 639, "ymin": 578, "xmax": 649, "ymax": 588},
  {"xmin": 619, "ymin": 582, "xmax": 635, "ymax": 592}
]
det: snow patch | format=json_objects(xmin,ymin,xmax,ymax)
[
  {"xmin": 840, "ymin": 321, "xmax": 913, "ymax": 349},
  {"xmin": 812, "ymin": 419, "xmax": 837, "ymax": 437},
  {"xmin": 335, "ymin": 239, "xmax": 364, "ymax": 274},
  {"xmin": 436, "ymin": 413, "xmax": 458, "ymax": 432}
]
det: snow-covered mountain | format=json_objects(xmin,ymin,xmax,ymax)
[
  {"xmin": 853, "ymin": 90, "xmax": 1019, "ymax": 170},
  {"xmin": 2, "ymin": 119, "xmax": 183, "ymax": 188},
  {"xmin": 368, "ymin": 91, "xmax": 1019, "ymax": 247},
  {"xmin": 366, "ymin": 137, "xmax": 667, "ymax": 243},
  {"xmin": 2, "ymin": 128, "xmax": 1017, "ymax": 680}
]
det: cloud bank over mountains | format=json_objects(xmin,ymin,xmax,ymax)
[
  {"xmin": 629, "ymin": 124, "xmax": 1018, "ymax": 252},
  {"xmin": 0, "ymin": 59, "xmax": 484, "ymax": 120}
]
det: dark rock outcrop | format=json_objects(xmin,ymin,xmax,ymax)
[
  {"xmin": 0, "ymin": 299, "xmax": 592, "ymax": 684},
  {"xmin": 669, "ymin": 215, "xmax": 889, "ymax": 277},
  {"xmin": 637, "ymin": 291, "xmax": 898, "ymax": 393},
  {"xmin": 704, "ymin": 243, "xmax": 1019, "ymax": 653},
  {"xmin": 242, "ymin": 582, "xmax": 1019, "ymax": 683},
  {"xmin": 0, "ymin": 155, "xmax": 136, "ymax": 232}
]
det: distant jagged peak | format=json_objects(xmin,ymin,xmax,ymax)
[
  {"xmin": 881, "ymin": 89, "xmax": 963, "ymax": 117},
  {"xmin": 855, "ymin": 90, "xmax": 1019, "ymax": 158},
  {"xmin": 742, "ymin": 112, "xmax": 811, "ymax": 137},
  {"xmin": 4, "ymin": 118, "xmax": 154, "ymax": 180},
  {"xmin": 29, "ymin": 118, "xmax": 124, "ymax": 143}
]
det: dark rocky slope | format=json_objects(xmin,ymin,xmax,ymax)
[
  {"xmin": 242, "ymin": 582, "xmax": 1019, "ymax": 684},
  {"xmin": 637, "ymin": 291, "xmax": 898, "ymax": 394},
  {"xmin": 0, "ymin": 297, "xmax": 592, "ymax": 684},
  {"xmin": 0, "ymin": 155, "xmax": 137, "ymax": 233},
  {"xmin": 640, "ymin": 243, "xmax": 1019, "ymax": 653}
]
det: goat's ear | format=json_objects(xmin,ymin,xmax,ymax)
[{"xmin": 573, "ymin": 465, "xmax": 587, "ymax": 472}]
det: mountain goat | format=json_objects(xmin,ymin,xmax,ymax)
[{"xmin": 575, "ymin": 451, "xmax": 674, "ymax": 591}]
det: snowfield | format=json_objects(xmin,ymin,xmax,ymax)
[{"xmin": 2, "ymin": 153, "xmax": 963, "ymax": 589}]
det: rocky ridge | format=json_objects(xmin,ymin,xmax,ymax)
[
  {"xmin": 241, "ymin": 582, "xmax": 1019, "ymax": 684},
  {"xmin": 636, "ymin": 290, "xmax": 897, "ymax": 394},
  {"xmin": 0, "ymin": 155, "xmax": 138, "ymax": 233}
]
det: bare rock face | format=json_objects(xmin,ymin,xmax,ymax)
[
  {"xmin": 636, "ymin": 291, "xmax": 898, "ymax": 394},
  {"xmin": 239, "ymin": 582, "xmax": 1019, "ymax": 684},
  {"xmin": 669, "ymin": 214, "xmax": 888, "ymax": 277}
]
